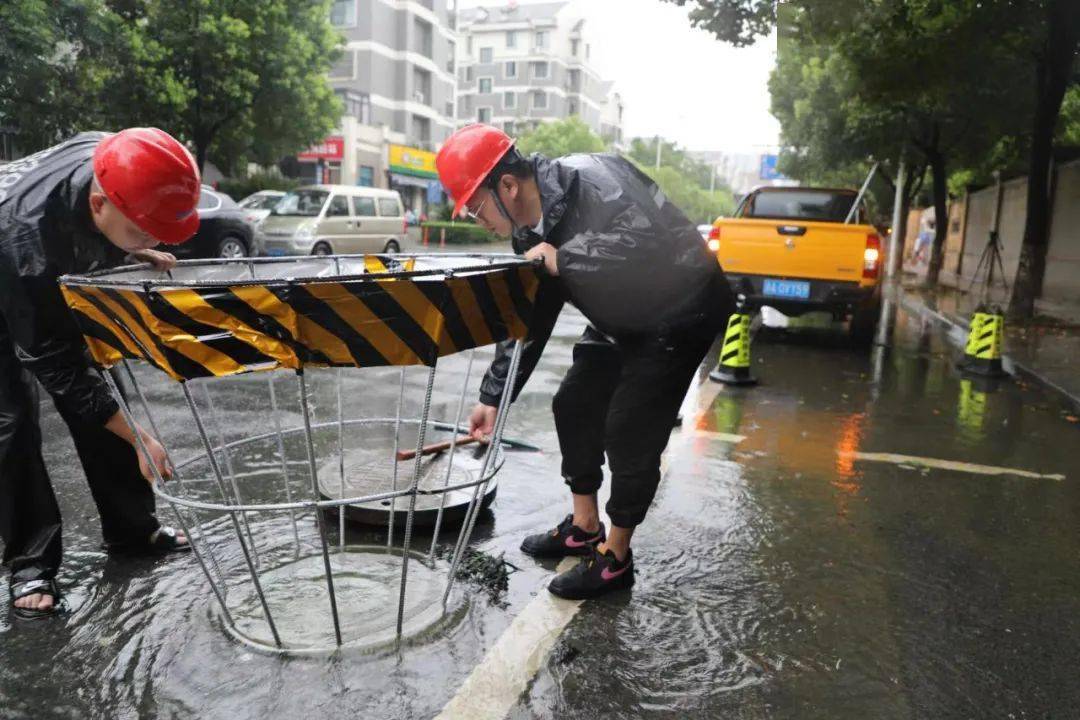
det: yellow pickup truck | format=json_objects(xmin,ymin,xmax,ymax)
[{"xmin": 707, "ymin": 186, "xmax": 884, "ymax": 343}]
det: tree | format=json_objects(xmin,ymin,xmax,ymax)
[
  {"xmin": 642, "ymin": 164, "xmax": 735, "ymax": 224},
  {"xmin": 0, "ymin": 0, "xmax": 117, "ymax": 150},
  {"xmin": 672, "ymin": 0, "xmax": 1077, "ymax": 314},
  {"xmin": 100, "ymin": 0, "xmax": 343, "ymax": 173},
  {"xmin": 516, "ymin": 117, "xmax": 606, "ymax": 157},
  {"xmin": 1008, "ymin": 0, "xmax": 1080, "ymax": 319}
]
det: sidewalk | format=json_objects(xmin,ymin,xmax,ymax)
[{"xmin": 897, "ymin": 276, "xmax": 1080, "ymax": 410}]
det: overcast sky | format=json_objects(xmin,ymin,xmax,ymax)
[{"xmin": 454, "ymin": 0, "xmax": 781, "ymax": 152}]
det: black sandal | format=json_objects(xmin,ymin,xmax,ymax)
[
  {"xmin": 105, "ymin": 526, "xmax": 191, "ymax": 556},
  {"xmin": 10, "ymin": 577, "xmax": 60, "ymax": 621}
]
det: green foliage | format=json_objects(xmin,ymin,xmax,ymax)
[
  {"xmin": 421, "ymin": 221, "xmax": 500, "ymax": 245},
  {"xmin": 516, "ymin": 117, "xmax": 606, "ymax": 157},
  {"xmin": 216, "ymin": 171, "xmax": 299, "ymax": 201},
  {"xmin": 625, "ymin": 137, "xmax": 734, "ymax": 224},
  {"xmin": 659, "ymin": 0, "xmax": 775, "ymax": 47},
  {"xmin": 0, "ymin": 0, "xmax": 342, "ymax": 174},
  {"xmin": 1059, "ymin": 85, "xmax": 1080, "ymax": 146}
]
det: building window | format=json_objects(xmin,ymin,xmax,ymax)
[
  {"xmin": 480, "ymin": 47, "xmax": 493, "ymax": 64},
  {"xmin": 506, "ymin": 31, "xmax": 517, "ymax": 48},
  {"xmin": 414, "ymin": 18, "xmax": 433, "ymax": 57},
  {"xmin": 467, "ymin": 35, "xmax": 473, "ymax": 55},
  {"xmin": 571, "ymin": 39, "xmax": 579, "ymax": 56},
  {"xmin": 413, "ymin": 67, "xmax": 432, "ymax": 104},
  {"xmin": 478, "ymin": 77, "xmax": 492, "ymax": 94},
  {"xmin": 334, "ymin": 89, "xmax": 370, "ymax": 124},
  {"xmin": 532, "ymin": 91, "xmax": 547, "ymax": 110},
  {"xmin": 465, "ymin": 66, "xmax": 474, "ymax": 82},
  {"xmin": 357, "ymin": 167, "xmax": 375, "ymax": 188},
  {"xmin": 568, "ymin": 69, "xmax": 580, "ymax": 92},
  {"xmin": 329, "ymin": 51, "xmax": 354, "ymax": 80},
  {"xmin": 412, "ymin": 115, "xmax": 431, "ymax": 146},
  {"xmin": 535, "ymin": 31, "xmax": 546, "ymax": 48},
  {"xmin": 447, "ymin": 41, "xmax": 456, "ymax": 73},
  {"xmin": 504, "ymin": 91, "xmax": 516, "ymax": 109},
  {"xmin": 586, "ymin": 44, "xmax": 591, "ymax": 59},
  {"xmin": 503, "ymin": 121, "xmax": 516, "ymax": 135},
  {"xmin": 568, "ymin": 99, "xmax": 578, "ymax": 116},
  {"xmin": 478, "ymin": 107, "xmax": 492, "ymax": 124},
  {"xmin": 532, "ymin": 61, "xmax": 549, "ymax": 79},
  {"xmin": 445, "ymin": 101, "xmax": 454, "ymax": 118},
  {"xmin": 330, "ymin": 0, "xmax": 355, "ymax": 27},
  {"xmin": 505, "ymin": 61, "xmax": 517, "ymax": 79}
]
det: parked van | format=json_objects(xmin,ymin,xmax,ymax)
[{"xmin": 255, "ymin": 184, "xmax": 407, "ymax": 256}]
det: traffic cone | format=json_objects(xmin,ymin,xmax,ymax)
[
  {"xmin": 709, "ymin": 307, "xmax": 758, "ymax": 386},
  {"xmin": 958, "ymin": 304, "xmax": 1007, "ymax": 378}
]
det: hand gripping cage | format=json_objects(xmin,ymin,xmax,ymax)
[{"xmin": 59, "ymin": 254, "xmax": 538, "ymax": 653}]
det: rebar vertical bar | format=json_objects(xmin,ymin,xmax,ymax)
[
  {"xmin": 101, "ymin": 371, "xmax": 237, "ymax": 628},
  {"xmin": 428, "ymin": 349, "xmax": 476, "ymax": 560},
  {"xmin": 388, "ymin": 367, "xmax": 407, "ymax": 547},
  {"xmin": 181, "ymin": 382, "xmax": 282, "ymax": 647},
  {"xmin": 443, "ymin": 340, "xmax": 523, "ymax": 606},
  {"xmin": 336, "ymin": 367, "xmax": 346, "ymax": 547},
  {"xmin": 201, "ymin": 381, "xmax": 259, "ymax": 564},
  {"xmin": 297, "ymin": 371, "xmax": 343, "ymax": 646},
  {"xmin": 396, "ymin": 360, "xmax": 438, "ymax": 636},
  {"xmin": 121, "ymin": 361, "xmax": 228, "ymax": 592},
  {"xmin": 267, "ymin": 374, "xmax": 301, "ymax": 555}
]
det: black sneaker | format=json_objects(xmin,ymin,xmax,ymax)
[
  {"xmin": 520, "ymin": 514, "xmax": 605, "ymax": 558},
  {"xmin": 548, "ymin": 547, "xmax": 635, "ymax": 600}
]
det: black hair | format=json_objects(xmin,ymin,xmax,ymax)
[{"xmin": 484, "ymin": 146, "xmax": 533, "ymax": 188}]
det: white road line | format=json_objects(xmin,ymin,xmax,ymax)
[
  {"xmin": 434, "ymin": 557, "xmax": 580, "ymax": 720},
  {"xmin": 841, "ymin": 451, "xmax": 1066, "ymax": 481},
  {"xmin": 437, "ymin": 377, "xmax": 730, "ymax": 719}
]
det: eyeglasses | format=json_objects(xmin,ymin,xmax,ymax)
[{"xmin": 464, "ymin": 197, "xmax": 486, "ymax": 222}]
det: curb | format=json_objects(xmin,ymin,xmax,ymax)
[{"xmin": 897, "ymin": 290, "xmax": 1080, "ymax": 411}]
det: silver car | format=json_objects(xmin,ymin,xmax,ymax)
[{"xmin": 256, "ymin": 185, "xmax": 407, "ymax": 256}]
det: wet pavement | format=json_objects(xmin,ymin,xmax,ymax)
[{"xmin": 2, "ymin": 245, "xmax": 1079, "ymax": 719}]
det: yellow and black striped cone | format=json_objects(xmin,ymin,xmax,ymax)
[
  {"xmin": 709, "ymin": 310, "xmax": 757, "ymax": 386},
  {"xmin": 958, "ymin": 305, "xmax": 1007, "ymax": 378}
]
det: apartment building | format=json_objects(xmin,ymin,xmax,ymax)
[{"xmin": 455, "ymin": 1, "xmax": 624, "ymax": 144}]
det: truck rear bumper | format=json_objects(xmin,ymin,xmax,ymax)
[{"xmin": 725, "ymin": 274, "xmax": 878, "ymax": 317}]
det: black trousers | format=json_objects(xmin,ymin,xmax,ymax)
[
  {"xmin": 552, "ymin": 323, "xmax": 717, "ymax": 529},
  {"xmin": 0, "ymin": 345, "xmax": 158, "ymax": 585}
]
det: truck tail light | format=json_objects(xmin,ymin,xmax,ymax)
[
  {"xmin": 707, "ymin": 225, "xmax": 720, "ymax": 252},
  {"xmin": 863, "ymin": 233, "xmax": 881, "ymax": 279}
]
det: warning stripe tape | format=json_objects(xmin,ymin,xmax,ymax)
[{"xmin": 61, "ymin": 263, "xmax": 540, "ymax": 381}]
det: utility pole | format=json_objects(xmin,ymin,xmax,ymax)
[
  {"xmin": 710, "ymin": 162, "xmax": 716, "ymax": 193},
  {"xmin": 887, "ymin": 159, "xmax": 906, "ymax": 280},
  {"xmin": 655, "ymin": 135, "xmax": 661, "ymax": 170}
]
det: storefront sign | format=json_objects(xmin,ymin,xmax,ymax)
[
  {"xmin": 298, "ymin": 137, "xmax": 344, "ymax": 161},
  {"xmin": 389, "ymin": 144, "xmax": 438, "ymax": 179}
]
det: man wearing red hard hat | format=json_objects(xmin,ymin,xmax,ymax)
[
  {"xmin": 437, "ymin": 124, "xmax": 734, "ymax": 599},
  {"xmin": 0, "ymin": 128, "xmax": 200, "ymax": 619}
]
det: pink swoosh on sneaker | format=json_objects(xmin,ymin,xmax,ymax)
[
  {"xmin": 601, "ymin": 565, "xmax": 629, "ymax": 581},
  {"xmin": 564, "ymin": 531, "xmax": 601, "ymax": 549}
]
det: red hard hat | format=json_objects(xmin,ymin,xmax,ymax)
[
  {"xmin": 436, "ymin": 124, "xmax": 515, "ymax": 218},
  {"xmin": 92, "ymin": 128, "xmax": 201, "ymax": 245}
]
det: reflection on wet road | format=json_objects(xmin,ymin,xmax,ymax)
[{"xmin": 2, "ymin": 258, "xmax": 1078, "ymax": 718}]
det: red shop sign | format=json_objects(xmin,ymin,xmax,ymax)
[{"xmin": 298, "ymin": 136, "xmax": 344, "ymax": 161}]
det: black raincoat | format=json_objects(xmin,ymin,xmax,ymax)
[
  {"xmin": 479, "ymin": 153, "xmax": 733, "ymax": 406},
  {"xmin": 0, "ymin": 133, "xmax": 158, "ymax": 584},
  {"xmin": 0, "ymin": 132, "xmax": 122, "ymax": 429}
]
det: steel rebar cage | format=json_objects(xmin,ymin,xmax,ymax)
[{"xmin": 60, "ymin": 254, "xmax": 539, "ymax": 653}]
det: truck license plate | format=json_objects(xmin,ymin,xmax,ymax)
[{"xmin": 763, "ymin": 278, "xmax": 810, "ymax": 299}]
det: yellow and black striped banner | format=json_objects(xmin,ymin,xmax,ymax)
[{"xmin": 60, "ymin": 263, "xmax": 539, "ymax": 382}]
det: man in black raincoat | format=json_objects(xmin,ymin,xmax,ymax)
[
  {"xmin": 0, "ymin": 128, "xmax": 200, "ymax": 619},
  {"xmin": 436, "ymin": 125, "xmax": 734, "ymax": 599}
]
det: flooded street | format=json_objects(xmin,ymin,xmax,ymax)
[{"xmin": 2, "ymin": 246, "xmax": 1078, "ymax": 719}]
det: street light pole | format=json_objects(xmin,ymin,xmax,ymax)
[
  {"xmin": 655, "ymin": 135, "xmax": 661, "ymax": 170},
  {"xmin": 887, "ymin": 159, "xmax": 906, "ymax": 281}
]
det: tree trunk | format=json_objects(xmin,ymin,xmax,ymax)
[
  {"xmin": 924, "ymin": 145, "xmax": 949, "ymax": 288},
  {"xmin": 1008, "ymin": 0, "xmax": 1079, "ymax": 320}
]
